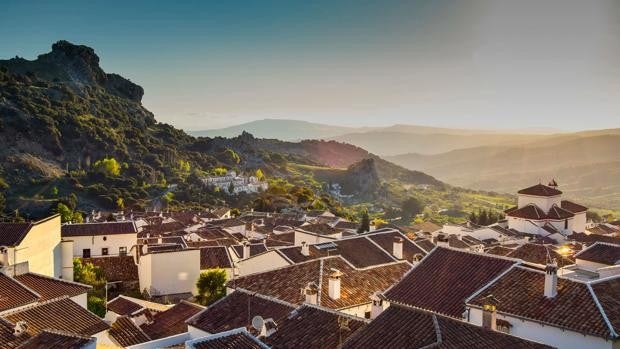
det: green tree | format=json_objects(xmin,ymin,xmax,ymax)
[
  {"xmin": 73, "ymin": 259, "xmax": 107, "ymax": 317},
  {"xmin": 50, "ymin": 186, "xmax": 58, "ymax": 197},
  {"xmin": 357, "ymin": 210, "xmax": 370, "ymax": 234},
  {"xmin": 116, "ymin": 197, "xmax": 125, "ymax": 210},
  {"xmin": 196, "ymin": 269, "xmax": 227, "ymax": 305},
  {"xmin": 93, "ymin": 157, "xmax": 121, "ymax": 177},
  {"xmin": 178, "ymin": 159, "xmax": 191, "ymax": 173},
  {"xmin": 72, "ymin": 211, "xmax": 84, "ymax": 223},
  {"xmin": 56, "ymin": 202, "xmax": 73, "ymax": 222},
  {"xmin": 401, "ymin": 197, "xmax": 423, "ymax": 220},
  {"xmin": 255, "ymin": 168, "xmax": 265, "ymax": 181}
]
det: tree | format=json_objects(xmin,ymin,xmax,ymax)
[
  {"xmin": 0, "ymin": 193, "xmax": 5, "ymax": 213},
  {"xmin": 116, "ymin": 197, "xmax": 125, "ymax": 210},
  {"xmin": 72, "ymin": 211, "xmax": 84, "ymax": 223},
  {"xmin": 196, "ymin": 269, "xmax": 227, "ymax": 305},
  {"xmin": 74, "ymin": 259, "xmax": 107, "ymax": 317},
  {"xmin": 93, "ymin": 157, "xmax": 121, "ymax": 177},
  {"xmin": 586, "ymin": 211, "xmax": 602, "ymax": 223},
  {"xmin": 178, "ymin": 159, "xmax": 191, "ymax": 173},
  {"xmin": 255, "ymin": 168, "xmax": 265, "ymax": 181},
  {"xmin": 401, "ymin": 197, "xmax": 423, "ymax": 220},
  {"xmin": 357, "ymin": 210, "xmax": 370, "ymax": 234},
  {"xmin": 56, "ymin": 202, "xmax": 73, "ymax": 223},
  {"xmin": 50, "ymin": 186, "xmax": 58, "ymax": 196}
]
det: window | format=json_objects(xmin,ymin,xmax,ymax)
[
  {"xmin": 82, "ymin": 249, "xmax": 91, "ymax": 258},
  {"xmin": 564, "ymin": 219, "xmax": 568, "ymax": 229},
  {"xmin": 119, "ymin": 247, "xmax": 127, "ymax": 256},
  {"xmin": 102, "ymin": 248, "xmax": 109, "ymax": 256},
  {"xmin": 364, "ymin": 311, "xmax": 371, "ymax": 319}
]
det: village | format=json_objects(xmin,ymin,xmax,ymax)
[{"xmin": 0, "ymin": 181, "xmax": 618, "ymax": 348}]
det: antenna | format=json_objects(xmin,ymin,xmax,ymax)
[{"xmin": 252, "ymin": 315, "xmax": 265, "ymax": 331}]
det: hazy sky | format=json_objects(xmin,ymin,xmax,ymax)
[{"xmin": 2, "ymin": 0, "xmax": 620, "ymax": 131}]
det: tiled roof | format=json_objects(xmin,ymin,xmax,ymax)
[
  {"xmin": 231, "ymin": 243, "xmax": 268, "ymax": 259},
  {"xmin": 229, "ymin": 256, "xmax": 410, "ymax": 310},
  {"xmin": 321, "ymin": 236, "xmax": 396, "ymax": 268},
  {"xmin": 141, "ymin": 300, "xmax": 203, "ymax": 340},
  {"xmin": 209, "ymin": 218, "xmax": 245, "ymax": 228},
  {"xmin": 81, "ymin": 256, "xmax": 138, "ymax": 282},
  {"xmin": 107, "ymin": 296, "xmax": 143, "ymax": 316},
  {"xmin": 0, "ymin": 222, "xmax": 32, "ymax": 246},
  {"xmin": 200, "ymin": 246, "xmax": 233, "ymax": 269},
  {"xmin": 590, "ymin": 277, "xmax": 620, "ymax": 337},
  {"xmin": 366, "ymin": 231, "xmax": 427, "ymax": 262},
  {"xmin": 192, "ymin": 227, "xmax": 233, "ymax": 240},
  {"xmin": 0, "ymin": 317, "xmax": 31, "ymax": 348},
  {"xmin": 468, "ymin": 266, "xmax": 613, "ymax": 338},
  {"xmin": 575, "ymin": 243, "xmax": 620, "ymax": 265},
  {"xmin": 186, "ymin": 290, "xmax": 295, "ymax": 334},
  {"xmin": 561, "ymin": 200, "xmax": 588, "ymax": 213},
  {"xmin": 0, "ymin": 273, "xmax": 39, "ymax": 312},
  {"xmin": 505, "ymin": 243, "xmax": 574, "ymax": 266},
  {"xmin": 546, "ymin": 204, "xmax": 575, "ymax": 219},
  {"xmin": 14, "ymin": 273, "xmax": 90, "ymax": 301},
  {"xmin": 4, "ymin": 297, "xmax": 109, "ymax": 336},
  {"xmin": 61, "ymin": 221, "xmax": 136, "ymax": 237},
  {"xmin": 298, "ymin": 223, "xmax": 340, "ymax": 235},
  {"xmin": 276, "ymin": 246, "xmax": 318, "ymax": 264},
  {"xmin": 18, "ymin": 329, "xmax": 95, "ymax": 349},
  {"xmin": 191, "ymin": 329, "xmax": 268, "ymax": 349},
  {"xmin": 588, "ymin": 224, "xmax": 620, "ymax": 235},
  {"xmin": 342, "ymin": 304, "xmax": 553, "ymax": 349},
  {"xmin": 411, "ymin": 221, "xmax": 442, "ymax": 233},
  {"xmin": 265, "ymin": 305, "xmax": 368, "ymax": 349},
  {"xmin": 485, "ymin": 245, "xmax": 514, "ymax": 256},
  {"xmin": 334, "ymin": 221, "xmax": 359, "ymax": 230},
  {"xmin": 384, "ymin": 247, "xmax": 517, "ymax": 318},
  {"xmin": 518, "ymin": 183, "xmax": 562, "ymax": 197},
  {"xmin": 109, "ymin": 316, "xmax": 151, "ymax": 347},
  {"xmin": 569, "ymin": 232, "xmax": 620, "ymax": 246},
  {"xmin": 413, "ymin": 238, "xmax": 436, "ymax": 252},
  {"xmin": 505, "ymin": 204, "xmax": 549, "ymax": 220}
]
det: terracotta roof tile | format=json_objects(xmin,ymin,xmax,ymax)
[
  {"xmin": 191, "ymin": 329, "xmax": 267, "ymax": 349},
  {"xmin": 414, "ymin": 238, "xmax": 436, "ymax": 252},
  {"xmin": 14, "ymin": 273, "xmax": 90, "ymax": 301},
  {"xmin": 109, "ymin": 316, "xmax": 151, "ymax": 347},
  {"xmin": 343, "ymin": 305, "xmax": 552, "ymax": 349},
  {"xmin": 367, "ymin": 231, "xmax": 427, "ymax": 262},
  {"xmin": 506, "ymin": 243, "xmax": 574, "ymax": 266},
  {"xmin": 81, "ymin": 256, "xmax": 138, "ymax": 282},
  {"xmin": 384, "ymin": 247, "xmax": 516, "ymax": 318},
  {"xmin": 4, "ymin": 297, "xmax": 109, "ymax": 337},
  {"xmin": 298, "ymin": 223, "xmax": 340, "ymax": 235},
  {"xmin": 276, "ymin": 246, "xmax": 319, "ymax": 264},
  {"xmin": 561, "ymin": 200, "xmax": 588, "ymax": 213},
  {"xmin": 231, "ymin": 243, "xmax": 268, "ymax": 259},
  {"xmin": 200, "ymin": 246, "xmax": 233, "ymax": 269},
  {"xmin": 266, "ymin": 305, "xmax": 368, "ymax": 349},
  {"xmin": 107, "ymin": 296, "xmax": 143, "ymax": 316},
  {"xmin": 575, "ymin": 243, "xmax": 620, "ymax": 265},
  {"xmin": 468, "ymin": 267, "xmax": 613, "ymax": 338},
  {"xmin": 141, "ymin": 301, "xmax": 203, "ymax": 340},
  {"xmin": 18, "ymin": 329, "xmax": 95, "ymax": 349},
  {"xmin": 505, "ymin": 204, "xmax": 548, "ymax": 220},
  {"xmin": 0, "ymin": 223, "xmax": 32, "ymax": 247},
  {"xmin": 187, "ymin": 290, "xmax": 295, "ymax": 334},
  {"xmin": 518, "ymin": 184, "xmax": 562, "ymax": 197},
  {"xmin": 590, "ymin": 277, "xmax": 620, "ymax": 337},
  {"xmin": 0, "ymin": 317, "xmax": 31, "ymax": 348},
  {"xmin": 485, "ymin": 245, "xmax": 514, "ymax": 256},
  {"xmin": 321, "ymin": 236, "xmax": 396, "ymax": 268},
  {"xmin": 546, "ymin": 204, "xmax": 575, "ymax": 220},
  {"xmin": 230, "ymin": 256, "xmax": 410, "ymax": 310},
  {"xmin": 61, "ymin": 221, "xmax": 136, "ymax": 237},
  {"xmin": 569, "ymin": 232, "xmax": 620, "ymax": 246},
  {"xmin": 0, "ymin": 273, "xmax": 39, "ymax": 312}
]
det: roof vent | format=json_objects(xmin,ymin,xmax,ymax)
[{"xmin": 13, "ymin": 321, "xmax": 28, "ymax": 337}]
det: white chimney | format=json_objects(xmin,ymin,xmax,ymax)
[
  {"xmin": 243, "ymin": 242, "xmax": 251, "ymax": 259},
  {"xmin": 393, "ymin": 236, "xmax": 403, "ymax": 259},
  {"xmin": 544, "ymin": 260, "xmax": 558, "ymax": 298},
  {"xmin": 328, "ymin": 269, "xmax": 343, "ymax": 300},
  {"xmin": 301, "ymin": 241, "xmax": 309, "ymax": 256},
  {"xmin": 303, "ymin": 282, "xmax": 319, "ymax": 305},
  {"xmin": 370, "ymin": 291, "xmax": 384, "ymax": 319},
  {"xmin": 13, "ymin": 321, "xmax": 28, "ymax": 337},
  {"xmin": 481, "ymin": 295, "xmax": 499, "ymax": 331}
]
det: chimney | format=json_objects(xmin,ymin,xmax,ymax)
[
  {"xmin": 301, "ymin": 241, "xmax": 310, "ymax": 256},
  {"xmin": 481, "ymin": 295, "xmax": 499, "ymax": 331},
  {"xmin": 328, "ymin": 269, "xmax": 343, "ymax": 300},
  {"xmin": 13, "ymin": 321, "xmax": 28, "ymax": 337},
  {"xmin": 392, "ymin": 236, "xmax": 403, "ymax": 259},
  {"xmin": 303, "ymin": 282, "xmax": 319, "ymax": 305},
  {"xmin": 544, "ymin": 260, "xmax": 558, "ymax": 298},
  {"xmin": 370, "ymin": 291, "xmax": 384, "ymax": 319},
  {"xmin": 243, "ymin": 241, "xmax": 251, "ymax": 259}
]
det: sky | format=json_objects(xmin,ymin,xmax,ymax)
[{"xmin": 1, "ymin": 0, "xmax": 620, "ymax": 131}]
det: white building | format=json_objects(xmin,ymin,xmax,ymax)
[
  {"xmin": 136, "ymin": 246, "xmax": 200, "ymax": 298},
  {"xmin": 61, "ymin": 221, "xmax": 138, "ymax": 258},
  {"xmin": 505, "ymin": 181, "xmax": 588, "ymax": 236},
  {"xmin": 202, "ymin": 171, "xmax": 268, "ymax": 195}
]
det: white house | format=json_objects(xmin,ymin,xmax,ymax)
[
  {"xmin": 0, "ymin": 214, "xmax": 64, "ymax": 278},
  {"xmin": 136, "ymin": 246, "xmax": 200, "ymax": 298},
  {"xmin": 505, "ymin": 181, "xmax": 588, "ymax": 236},
  {"xmin": 61, "ymin": 221, "xmax": 138, "ymax": 258}
]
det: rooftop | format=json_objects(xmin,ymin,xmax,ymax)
[
  {"xmin": 384, "ymin": 247, "xmax": 517, "ymax": 318},
  {"xmin": 0, "ymin": 273, "xmax": 40, "ymax": 312},
  {"xmin": 141, "ymin": 300, "xmax": 204, "ymax": 340},
  {"xmin": 14, "ymin": 273, "xmax": 90, "ymax": 301},
  {"xmin": 575, "ymin": 242, "xmax": 620, "ymax": 266},
  {"xmin": 200, "ymin": 246, "xmax": 233, "ymax": 269},
  {"xmin": 189, "ymin": 328, "xmax": 269, "ymax": 349},
  {"xmin": 518, "ymin": 183, "xmax": 562, "ymax": 197},
  {"xmin": 61, "ymin": 221, "xmax": 137, "ymax": 237}
]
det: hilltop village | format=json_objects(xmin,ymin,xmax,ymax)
[{"xmin": 0, "ymin": 182, "xmax": 619, "ymax": 348}]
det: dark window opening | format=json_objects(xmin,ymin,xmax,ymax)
[
  {"xmin": 82, "ymin": 249, "xmax": 91, "ymax": 258},
  {"xmin": 119, "ymin": 247, "xmax": 127, "ymax": 256},
  {"xmin": 102, "ymin": 248, "xmax": 109, "ymax": 256}
]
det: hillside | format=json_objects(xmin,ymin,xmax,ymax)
[
  {"xmin": 386, "ymin": 135, "xmax": 620, "ymax": 210},
  {"xmin": 1, "ymin": 41, "xmax": 465, "ymax": 221}
]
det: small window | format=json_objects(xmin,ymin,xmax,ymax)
[
  {"xmin": 82, "ymin": 249, "xmax": 91, "ymax": 258},
  {"xmin": 119, "ymin": 247, "xmax": 127, "ymax": 256},
  {"xmin": 564, "ymin": 219, "xmax": 568, "ymax": 229},
  {"xmin": 102, "ymin": 248, "xmax": 109, "ymax": 256},
  {"xmin": 364, "ymin": 311, "xmax": 371, "ymax": 319},
  {"xmin": 103, "ymin": 236, "xmax": 107, "ymax": 241}
]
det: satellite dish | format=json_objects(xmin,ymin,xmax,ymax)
[{"xmin": 252, "ymin": 315, "xmax": 265, "ymax": 331}]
